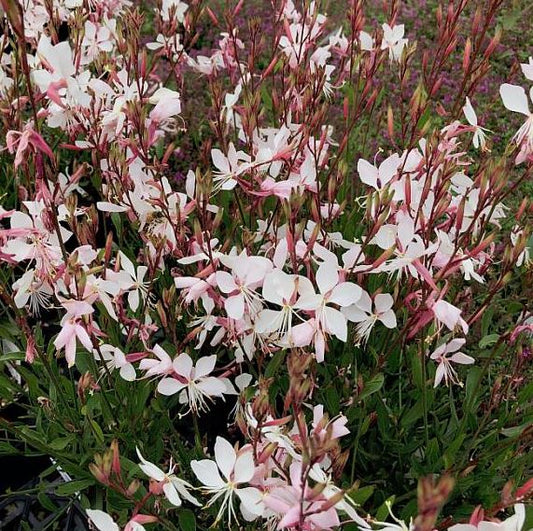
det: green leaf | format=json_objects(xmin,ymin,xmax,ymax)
[
  {"xmin": 348, "ymin": 485, "xmax": 375, "ymax": 505},
  {"xmin": 501, "ymin": 423, "xmax": 528, "ymax": 438},
  {"xmin": 0, "ymin": 441, "xmax": 20, "ymax": 455},
  {"xmin": 0, "ymin": 351, "xmax": 26, "ymax": 362},
  {"xmin": 358, "ymin": 373, "xmax": 384, "ymax": 401},
  {"xmin": 478, "ymin": 334, "xmax": 499, "ymax": 349},
  {"xmin": 465, "ymin": 366, "xmax": 483, "ymax": 412},
  {"xmin": 376, "ymin": 496, "xmax": 395, "ymax": 522},
  {"xmin": 401, "ymin": 400, "xmax": 425, "ymax": 427},
  {"xmin": 265, "ymin": 351, "xmax": 285, "ymax": 378},
  {"xmin": 89, "ymin": 419, "xmax": 105, "ymax": 444},
  {"xmin": 178, "ymin": 509, "xmax": 196, "ymax": 531},
  {"xmin": 49, "ymin": 435, "xmax": 75, "ymax": 451},
  {"xmin": 55, "ymin": 478, "xmax": 95, "ymax": 497},
  {"xmin": 38, "ymin": 492, "xmax": 58, "ymax": 512}
]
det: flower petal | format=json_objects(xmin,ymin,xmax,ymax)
[
  {"xmin": 500, "ymin": 83, "xmax": 530, "ymax": 115},
  {"xmin": 233, "ymin": 450, "xmax": 255, "ymax": 484},
  {"xmin": 158, "ymin": 378, "xmax": 186, "ymax": 396},
  {"xmin": 86, "ymin": 509, "xmax": 120, "ymax": 531},
  {"xmin": 190, "ymin": 459, "xmax": 225, "ymax": 489},
  {"xmin": 214, "ymin": 436, "xmax": 236, "ymax": 481},
  {"xmin": 163, "ymin": 482, "xmax": 182, "ymax": 506}
]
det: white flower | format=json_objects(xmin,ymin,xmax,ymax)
[
  {"xmin": 215, "ymin": 254, "xmax": 272, "ymax": 320},
  {"xmin": 381, "ymin": 24, "xmax": 408, "ymax": 62},
  {"xmin": 343, "ymin": 291, "xmax": 396, "ymax": 343},
  {"xmin": 136, "ymin": 448, "xmax": 200, "ymax": 507},
  {"xmin": 295, "ymin": 261, "xmax": 362, "ymax": 346},
  {"xmin": 463, "ymin": 97, "xmax": 490, "ymax": 150},
  {"xmin": 448, "ymin": 504, "xmax": 525, "ymax": 531},
  {"xmin": 191, "ymin": 437, "xmax": 263, "ymax": 524},
  {"xmin": 97, "ymin": 344, "xmax": 136, "ymax": 381},
  {"xmin": 86, "ymin": 509, "xmax": 119, "ymax": 531},
  {"xmin": 157, "ymin": 353, "xmax": 227, "ymax": 414},
  {"xmin": 254, "ymin": 269, "xmax": 314, "ymax": 343},
  {"xmin": 430, "ymin": 338, "xmax": 474, "ymax": 387},
  {"xmin": 500, "ymin": 83, "xmax": 533, "ymax": 163},
  {"xmin": 357, "ymin": 154, "xmax": 400, "ymax": 191}
]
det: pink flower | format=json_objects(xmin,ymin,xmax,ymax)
[{"xmin": 264, "ymin": 462, "xmax": 340, "ymax": 530}]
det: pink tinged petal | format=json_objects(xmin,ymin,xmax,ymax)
[
  {"xmin": 316, "ymin": 262, "xmax": 339, "ymax": 294},
  {"xmin": 86, "ymin": 509, "xmax": 120, "ymax": 531},
  {"xmin": 379, "ymin": 309, "xmax": 397, "ymax": 329},
  {"xmin": 262, "ymin": 270, "xmax": 290, "ymax": 305},
  {"xmin": 119, "ymin": 251, "xmax": 136, "ymax": 278},
  {"xmin": 190, "ymin": 459, "xmax": 225, "ymax": 489},
  {"xmin": 278, "ymin": 505, "xmax": 301, "ymax": 528},
  {"xmin": 162, "ymin": 482, "xmax": 182, "ymax": 506},
  {"xmin": 331, "ymin": 416, "xmax": 350, "ymax": 438},
  {"xmin": 173, "ymin": 352, "xmax": 193, "ymax": 378},
  {"xmin": 310, "ymin": 506, "xmax": 340, "ymax": 529},
  {"xmin": 153, "ymin": 344, "xmax": 171, "ymax": 363},
  {"xmin": 329, "ymin": 282, "xmax": 362, "ymax": 307},
  {"xmin": 225, "ymin": 294, "xmax": 245, "ymax": 320},
  {"xmin": 433, "ymin": 300, "xmax": 464, "ymax": 332},
  {"xmin": 478, "ymin": 524, "xmax": 504, "ymax": 531},
  {"xmin": 315, "ymin": 330, "xmax": 326, "ymax": 362},
  {"xmin": 294, "ymin": 293, "xmax": 322, "ymax": 311},
  {"xmin": 379, "ymin": 153, "xmax": 400, "ymax": 185},
  {"xmin": 75, "ymin": 325, "xmax": 94, "ymax": 351},
  {"xmin": 233, "ymin": 450, "xmax": 255, "ymax": 484},
  {"xmin": 214, "ymin": 436, "xmax": 236, "ymax": 481},
  {"xmin": 447, "ymin": 338, "xmax": 467, "ymax": 353},
  {"xmin": 500, "ymin": 84, "xmax": 530, "ymax": 115},
  {"xmin": 255, "ymin": 309, "xmax": 282, "ymax": 334},
  {"xmin": 128, "ymin": 290, "xmax": 140, "ymax": 311},
  {"xmin": 194, "ymin": 355, "xmax": 217, "ymax": 378},
  {"xmin": 291, "ymin": 320, "xmax": 316, "ymax": 347},
  {"xmin": 158, "ymin": 378, "xmax": 186, "ymax": 395},
  {"xmin": 54, "ymin": 323, "xmax": 75, "ymax": 351},
  {"xmin": 96, "ymin": 201, "xmax": 128, "ymax": 213},
  {"xmin": 434, "ymin": 363, "xmax": 446, "ymax": 387},
  {"xmin": 215, "ymin": 271, "xmax": 238, "ymax": 293},
  {"xmin": 65, "ymin": 336, "xmax": 77, "ymax": 368},
  {"xmin": 211, "ymin": 148, "xmax": 230, "ymax": 173},
  {"xmin": 450, "ymin": 352, "xmax": 475, "ymax": 365},
  {"xmin": 196, "ymin": 377, "xmax": 227, "ymax": 397},
  {"xmin": 323, "ymin": 306, "xmax": 348, "ymax": 341}
]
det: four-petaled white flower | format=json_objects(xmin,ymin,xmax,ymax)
[
  {"xmin": 381, "ymin": 24, "xmax": 408, "ymax": 62},
  {"xmin": 343, "ymin": 291, "xmax": 397, "ymax": 344},
  {"xmin": 157, "ymin": 353, "xmax": 227, "ymax": 413},
  {"xmin": 430, "ymin": 338, "xmax": 474, "ymax": 387},
  {"xmin": 136, "ymin": 447, "xmax": 200, "ymax": 507},
  {"xmin": 463, "ymin": 97, "xmax": 490, "ymax": 150},
  {"xmin": 500, "ymin": 83, "xmax": 533, "ymax": 163},
  {"xmin": 216, "ymin": 254, "xmax": 272, "ymax": 320},
  {"xmin": 191, "ymin": 437, "xmax": 263, "ymax": 524}
]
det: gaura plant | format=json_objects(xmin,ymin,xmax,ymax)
[{"xmin": 0, "ymin": 0, "xmax": 531, "ymax": 529}]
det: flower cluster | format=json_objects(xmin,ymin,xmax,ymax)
[{"xmin": 0, "ymin": 0, "xmax": 531, "ymax": 529}]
